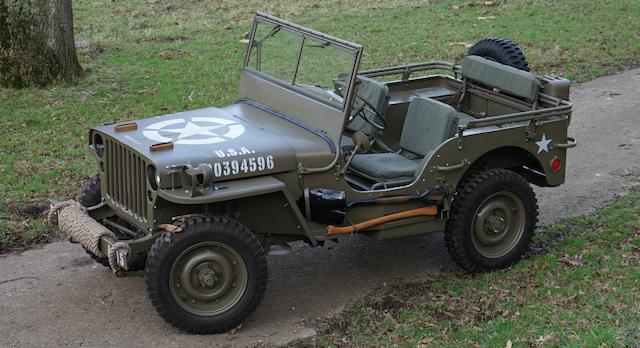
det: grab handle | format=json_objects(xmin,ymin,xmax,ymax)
[{"xmin": 555, "ymin": 136, "xmax": 577, "ymax": 149}]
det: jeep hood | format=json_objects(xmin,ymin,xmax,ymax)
[{"xmin": 91, "ymin": 100, "xmax": 336, "ymax": 183}]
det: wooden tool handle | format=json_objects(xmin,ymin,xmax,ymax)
[{"xmin": 326, "ymin": 205, "xmax": 438, "ymax": 235}]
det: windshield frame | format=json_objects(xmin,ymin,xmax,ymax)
[{"xmin": 243, "ymin": 12, "xmax": 362, "ymax": 117}]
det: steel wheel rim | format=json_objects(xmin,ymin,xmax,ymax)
[
  {"xmin": 471, "ymin": 191, "xmax": 525, "ymax": 258},
  {"xmin": 169, "ymin": 241, "xmax": 248, "ymax": 316}
]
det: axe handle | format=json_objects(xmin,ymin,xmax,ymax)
[{"xmin": 325, "ymin": 205, "xmax": 438, "ymax": 236}]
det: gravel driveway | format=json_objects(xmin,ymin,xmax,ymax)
[{"xmin": 1, "ymin": 68, "xmax": 639, "ymax": 347}]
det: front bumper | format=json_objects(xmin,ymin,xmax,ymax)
[{"xmin": 48, "ymin": 199, "xmax": 156, "ymax": 272}]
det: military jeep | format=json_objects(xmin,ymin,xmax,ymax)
[{"xmin": 50, "ymin": 13, "xmax": 575, "ymax": 333}]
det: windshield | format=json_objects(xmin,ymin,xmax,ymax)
[{"xmin": 246, "ymin": 20, "xmax": 358, "ymax": 109}]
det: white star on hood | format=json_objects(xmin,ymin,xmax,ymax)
[
  {"xmin": 161, "ymin": 121, "xmax": 227, "ymax": 140},
  {"xmin": 535, "ymin": 134, "xmax": 552, "ymax": 154}
]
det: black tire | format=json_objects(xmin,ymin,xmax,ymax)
[
  {"xmin": 77, "ymin": 174, "xmax": 102, "ymax": 207},
  {"xmin": 444, "ymin": 169, "xmax": 538, "ymax": 273},
  {"xmin": 144, "ymin": 216, "xmax": 267, "ymax": 334},
  {"xmin": 468, "ymin": 37, "xmax": 530, "ymax": 72},
  {"xmin": 76, "ymin": 174, "xmax": 110, "ymax": 267}
]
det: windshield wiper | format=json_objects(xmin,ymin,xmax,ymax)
[
  {"xmin": 306, "ymin": 41, "xmax": 330, "ymax": 48},
  {"xmin": 254, "ymin": 25, "xmax": 281, "ymax": 46},
  {"xmin": 253, "ymin": 25, "xmax": 281, "ymax": 71}
]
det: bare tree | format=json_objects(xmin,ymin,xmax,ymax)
[{"xmin": 0, "ymin": 0, "xmax": 82, "ymax": 88}]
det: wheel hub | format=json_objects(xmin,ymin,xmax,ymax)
[
  {"xmin": 485, "ymin": 212, "xmax": 506, "ymax": 234},
  {"xmin": 471, "ymin": 191, "xmax": 525, "ymax": 258},
  {"xmin": 169, "ymin": 242, "xmax": 248, "ymax": 316},
  {"xmin": 196, "ymin": 265, "xmax": 219, "ymax": 288}
]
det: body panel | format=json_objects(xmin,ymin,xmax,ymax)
[{"xmin": 79, "ymin": 13, "xmax": 573, "ymax": 250}]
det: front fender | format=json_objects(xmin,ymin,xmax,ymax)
[
  {"xmin": 157, "ymin": 175, "xmax": 316, "ymax": 244},
  {"xmin": 158, "ymin": 175, "xmax": 286, "ymax": 204}
]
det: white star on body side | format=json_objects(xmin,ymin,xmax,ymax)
[
  {"xmin": 161, "ymin": 121, "xmax": 227, "ymax": 139},
  {"xmin": 535, "ymin": 133, "xmax": 552, "ymax": 154}
]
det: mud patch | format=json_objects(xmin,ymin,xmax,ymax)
[
  {"xmin": 76, "ymin": 40, "xmax": 105, "ymax": 58},
  {"xmin": 68, "ymin": 256, "xmax": 95, "ymax": 268},
  {"xmin": 139, "ymin": 35, "xmax": 188, "ymax": 44},
  {"xmin": 612, "ymin": 166, "xmax": 640, "ymax": 181},
  {"xmin": 157, "ymin": 48, "xmax": 187, "ymax": 60},
  {"xmin": 6, "ymin": 201, "xmax": 48, "ymax": 219}
]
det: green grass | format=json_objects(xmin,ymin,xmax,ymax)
[
  {"xmin": 0, "ymin": 0, "xmax": 639, "ymax": 250},
  {"xmin": 296, "ymin": 191, "xmax": 640, "ymax": 347}
]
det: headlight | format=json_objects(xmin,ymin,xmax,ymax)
[
  {"xmin": 92, "ymin": 133, "xmax": 105, "ymax": 158},
  {"xmin": 183, "ymin": 163, "xmax": 214, "ymax": 197},
  {"xmin": 147, "ymin": 164, "xmax": 158, "ymax": 190}
]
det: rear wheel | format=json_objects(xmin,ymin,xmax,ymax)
[
  {"xmin": 144, "ymin": 216, "xmax": 267, "ymax": 334},
  {"xmin": 468, "ymin": 37, "xmax": 530, "ymax": 71},
  {"xmin": 444, "ymin": 169, "xmax": 537, "ymax": 273}
]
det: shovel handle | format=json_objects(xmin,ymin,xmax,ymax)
[{"xmin": 326, "ymin": 205, "xmax": 438, "ymax": 235}]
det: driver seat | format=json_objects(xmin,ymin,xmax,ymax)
[
  {"xmin": 340, "ymin": 75, "xmax": 389, "ymax": 150},
  {"xmin": 349, "ymin": 97, "xmax": 459, "ymax": 186}
]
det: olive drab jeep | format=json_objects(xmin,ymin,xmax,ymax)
[{"xmin": 48, "ymin": 13, "xmax": 576, "ymax": 333}]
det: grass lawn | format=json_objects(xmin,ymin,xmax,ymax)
[
  {"xmin": 295, "ymin": 191, "xmax": 640, "ymax": 347},
  {"xmin": 1, "ymin": 1, "xmax": 639, "ymax": 249}
]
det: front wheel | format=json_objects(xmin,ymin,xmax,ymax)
[
  {"xmin": 444, "ymin": 169, "xmax": 538, "ymax": 273},
  {"xmin": 144, "ymin": 216, "xmax": 267, "ymax": 334}
]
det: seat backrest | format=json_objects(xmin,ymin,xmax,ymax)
[
  {"xmin": 399, "ymin": 97, "xmax": 459, "ymax": 156},
  {"xmin": 462, "ymin": 55, "xmax": 541, "ymax": 101},
  {"xmin": 346, "ymin": 75, "xmax": 389, "ymax": 134}
]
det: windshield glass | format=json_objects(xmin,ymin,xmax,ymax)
[{"xmin": 246, "ymin": 21, "xmax": 357, "ymax": 109}]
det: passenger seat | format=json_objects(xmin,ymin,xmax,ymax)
[{"xmin": 349, "ymin": 97, "xmax": 459, "ymax": 186}]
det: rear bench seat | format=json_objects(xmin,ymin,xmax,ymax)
[
  {"xmin": 457, "ymin": 55, "xmax": 542, "ymax": 126},
  {"xmin": 462, "ymin": 55, "xmax": 541, "ymax": 102}
]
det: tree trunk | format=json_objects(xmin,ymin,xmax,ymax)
[{"xmin": 0, "ymin": 0, "xmax": 82, "ymax": 88}]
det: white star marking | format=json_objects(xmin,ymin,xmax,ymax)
[
  {"xmin": 142, "ymin": 117, "xmax": 246, "ymax": 145},
  {"xmin": 161, "ymin": 122, "xmax": 227, "ymax": 140},
  {"xmin": 535, "ymin": 133, "xmax": 552, "ymax": 154}
]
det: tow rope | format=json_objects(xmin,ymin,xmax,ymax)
[{"xmin": 46, "ymin": 200, "xmax": 128, "ymax": 271}]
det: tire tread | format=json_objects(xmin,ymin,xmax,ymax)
[
  {"xmin": 144, "ymin": 216, "xmax": 267, "ymax": 334},
  {"xmin": 468, "ymin": 37, "xmax": 530, "ymax": 71},
  {"xmin": 444, "ymin": 169, "xmax": 538, "ymax": 273}
]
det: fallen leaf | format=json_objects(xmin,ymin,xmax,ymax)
[
  {"xmin": 449, "ymin": 41, "xmax": 474, "ymax": 48},
  {"xmin": 421, "ymin": 337, "xmax": 433, "ymax": 344},
  {"xmin": 484, "ymin": 0, "xmax": 496, "ymax": 5},
  {"xmin": 559, "ymin": 253, "xmax": 583, "ymax": 266},
  {"xmin": 505, "ymin": 339, "xmax": 513, "ymax": 348},
  {"xmin": 229, "ymin": 323, "xmax": 243, "ymax": 334},
  {"xmin": 158, "ymin": 224, "xmax": 183, "ymax": 233},
  {"xmin": 535, "ymin": 334, "xmax": 553, "ymax": 344}
]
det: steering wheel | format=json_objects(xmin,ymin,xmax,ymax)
[
  {"xmin": 352, "ymin": 95, "xmax": 387, "ymax": 131},
  {"xmin": 333, "ymin": 78, "xmax": 387, "ymax": 131}
]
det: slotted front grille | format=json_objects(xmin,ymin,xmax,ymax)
[{"xmin": 104, "ymin": 138, "xmax": 148, "ymax": 223}]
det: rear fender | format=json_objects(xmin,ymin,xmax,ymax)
[{"xmin": 427, "ymin": 120, "xmax": 569, "ymax": 192}]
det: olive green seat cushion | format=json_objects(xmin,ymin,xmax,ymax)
[
  {"xmin": 462, "ymin": 55, "xmax": 540, "ymax": 101},
  {"xmin": 350, "ymin": 153, "xmax": 421, "ymax": 181},
  {"xmin": 350, "ymin": 97, "xmax": 459, "ymax": 182}
]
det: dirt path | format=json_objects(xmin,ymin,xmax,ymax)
[{"xmin": 1, "ymin": 69, "xmax": 639, "ymax": 347}]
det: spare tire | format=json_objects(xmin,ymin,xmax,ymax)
[{"xmin": 468, "ymin": 37, "xmax": 530, "ymax": 72}]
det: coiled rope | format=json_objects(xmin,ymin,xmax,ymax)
[{"xmin": 47, "ymin": 200, "xmax": 127, "ymax": 270}]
